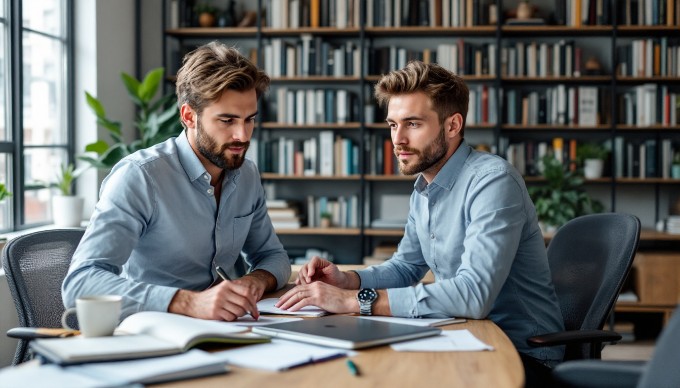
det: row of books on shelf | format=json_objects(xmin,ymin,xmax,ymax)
[
  {"xmin": 249, "ymin": 132, "xmax": 360, "ymax": 176},
  {"xmin": 504, "ymin": 86, "xmax": 602, "ymax": 126},
  {"xmin": 265, "ymin": 0, "xmax": 361, "ymax": 29},
  {"xmin": 616, "ymin": 0, "xmax": 680, "ymax": 26},
  {"xmin": 432, "ymin": 42, "xmax": 496, "ymax": 77},
  {"xmin": 366, "ymin": 134, "xmax": 400, "ymax": 176},
  {"xmin": 619, "ymin": 84, "xmax": 679, "ymax": 126},
  {"xmin": 366, "ymin": 0, "xmax": 495, "ymax": 28},
  {"xmin": 502, "ymin": 137, "xmax": 680, "ymax": 179},
  {"xmin": 272, "ymin": 88, "xmax": 359, "ymax": 124},
  {"xmin": 616, "ymin": 38, "xmax": 680, "ymax": 78},
  {"xmin": 501, "ymin": 41, "xmax": 586, "ymax": 78},
  {"xmin": 265, "ymin": 195, "xmax": 360, "ymax": 229},
  {"xmin": 264, "ymin": 38, "xmax": 361, "ymax": 78},
  {"xmin": 556, "ymin": 0, "xmax": 613, "ymax": 26}
]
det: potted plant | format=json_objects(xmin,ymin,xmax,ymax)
[
  {"xmin": 52, "ymin": 163, "xmax": 89, "ymax": 227},
  {"xmin": 194, "ymin": 2, "xmax": 218, "ymax": 27},
  {"xmin": 528, "ymin": 155, "xmax": 603, "ymax": 233},
  {"xmin": 0, "ymin": 183, "xmax": 11, "ymax": 202},
  {"xmin": 319, "ymin": 212, "xmax": 332, "ymax": 228},
  {"xmin": 672, "ymin": 151, "xmax": 680, "ymax": 179},
  {"xmin": 81, "ymin": 67, "xmax": 182, "ymax": 171},
  {"xmin": 576, "ymin": 142, "xmax": 609, "ymax": 179}
]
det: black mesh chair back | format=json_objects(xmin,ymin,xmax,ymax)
[
  {"xmin": 546, "ymin": 213, "xmax": 640, "ymax": 360},
  {"xmin": 1, "ymin": 229, "xmax": 85, "ymax": 365}
]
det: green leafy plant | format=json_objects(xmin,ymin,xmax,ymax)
[
  {"xmin": 81, "ymin": 67, "xmax": 182, "ymax": 170},
  {"xmin": 55, "ymin": 163, "xmax": 90, "ymax": 196},
  {"xmin": 0, "ymin": 183, "xmax": 11, "ymax": 201},
  {"xmin": 576, "ymin": 142, "xmax": 609, "ymax": 163},
  {"xmin": 194, "ymin": 1, "xmax": 217, "ymax": 14},
  {"xmin": 528, "ymin": 155, "xmax": 603, "ymax": 229},
  {"xmin": 673, "ymin": 151, "xmax": 680, "ymax": 166},
  {"xmin": 320, "ymin": 212, "xmax": 332, "ymax": 219}
]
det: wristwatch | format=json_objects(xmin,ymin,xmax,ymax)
[{"xmin": 357, "ymin": 288, "xmax": 378, "ymax": 316}]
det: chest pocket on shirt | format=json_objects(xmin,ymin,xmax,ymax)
[{"xmin": 233, "ymin": 212, "xmax": 254, "ymax": 252}]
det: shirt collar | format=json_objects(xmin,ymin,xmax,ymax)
[{"xmin": 414, "ymin": 140, "xmax": 471, "ymax": 193}]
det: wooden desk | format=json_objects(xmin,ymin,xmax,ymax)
[
  {"xmin": 159, "ymin": 319, "xmax": 524, "ymax": 387},
  {"xmin": 161, "ymin": 267, "xmax": 524, "ymax": 387}
]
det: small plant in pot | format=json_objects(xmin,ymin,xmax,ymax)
[
  {"xmin": 319, "ymin": 212, "xmax": 332, "ymax": 228},
  {"xmin": 577, "ymin": 142, "xmax": 609, "ymax": 179},
  {"xmin": 52, "ymin": 163, "xmax": 89, "ymax": 227},
  {"xmin": 194, "ymin": 2, "xmax": 218, "ymax": 27},
  {"xmin": 528, "ymin": 155, "xmax": 603, "ymax": 233}
]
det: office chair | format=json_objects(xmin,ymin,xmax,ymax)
[
  {"xmin": 552, "ymin": 305, "xmax": 680, "ymax": 388},
  {"xmin": 527, "ymin": 213, "xmax": 641, "ymax": 361},
  {"xmin": 1, "ymin": 228, "xmax": 85, "ymax": 365}
]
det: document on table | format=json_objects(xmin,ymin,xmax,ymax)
[
  {"xmin": 234, "ymin": 316, "xmax": 303, "ymax": 326},
  {"xmin": 212, "ymin": 339, "xmax": 355, "ymax": 371},
  {"xmin": 358, "ymin": 316, "xmax": 466, "ymax": 327},
  {"xmin": 391, "ymin": 330, "xmax": 494, "ymax": 352},
  {"xmin": 257, "ymin": 298, "xmax": 328, "ymax": 317}
]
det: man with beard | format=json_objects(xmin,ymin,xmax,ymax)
[
  {"xmin": 276, "ymin": 61, "xmax": 564, "ymax": 386},
  {"xmin": 63, "ymin": 42, "xmax": 290, "ymax": 322}
]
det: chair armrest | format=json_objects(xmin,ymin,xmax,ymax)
[
  {"xmin": 552, "ymin": 360, "xmax": 645, "ymax": 388},
  {"xmin": 527, "ymin": 329, "xmax": 621, "ymax": 347}
]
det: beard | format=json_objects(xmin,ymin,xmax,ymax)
[
  {"xmin": 394, "ymin": 125, "xmax": 447, "ymax": 176},
  {"xmin": 195, "ymin": 118, "xmax": 250, "ymax": 170}
]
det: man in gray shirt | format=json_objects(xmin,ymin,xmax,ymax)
[
  {"xmin": 63, "ymin": 42, "xmax": 290, "ymax": 321},
  {"xmin": 277, "ymin": 61, "xmax": 564, "ymax": 386}
]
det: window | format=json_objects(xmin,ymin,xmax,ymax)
[{"xmin": 0, "ymin": 0, "xmax": 72, "ymax": 231}]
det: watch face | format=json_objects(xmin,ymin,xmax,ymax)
[{"xmin": 358, "ymin": 288, "xmax": 378, "ymax": 303}]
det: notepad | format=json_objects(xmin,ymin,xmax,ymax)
[
  {"xmin": 30, "ymin": 311, "xmax": 269, "ymax": 365},
  {"xmin": 257, "ymin": 298, "xmax": 328, "ymax": 317}
]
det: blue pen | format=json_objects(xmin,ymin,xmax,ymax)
[{"xmin": 345, "ymin": 359, "xmax": 360, "ymax": 376}]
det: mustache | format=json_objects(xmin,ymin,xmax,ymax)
[{"xmin": 394, "ymin": 145, "xmax": 421, "ymax": 155}]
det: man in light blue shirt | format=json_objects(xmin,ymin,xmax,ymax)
[
  {"xmin": 277, "ymin": 61, "xmax": 564, "ymax": 385},
  {"xmin": 63, "ymin": 42, "xmax": 290, "ymax": 321}
]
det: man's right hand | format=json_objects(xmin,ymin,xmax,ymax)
[
  {"xmin": 296, "ymin": 256, "xmax": 359, "ymax": 289},
  {"xmin": 168, "ymin": 279, "xmax": 260, "ymax": 321}
]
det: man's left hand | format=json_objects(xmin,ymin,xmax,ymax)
[{"xmin": 276, "ymin": 282, "xmax": 359, "ymax": 314}]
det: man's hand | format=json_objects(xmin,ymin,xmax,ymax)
[
  {"xmin": 275, "ymin": 281, "xmax": 359, "ymax": 314},
  {"xmin": 296, "ymin": 256, "xmax": 359, "ymax": 289},
  {"xmin": 169, "ymin": 272, "xmax": 272, "ymax": 321}
]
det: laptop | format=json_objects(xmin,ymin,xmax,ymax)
[{"xmin": 251, "ymin": 315, "xmax": 441, "ymax": 349}]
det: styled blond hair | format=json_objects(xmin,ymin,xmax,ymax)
[
  {"xmin": 175, "ymin": 41, "xmax": 269, "ymax": 120},
  {"xmin": 374, "ymin": 61, "xmax": 469, "ymax": 134}
]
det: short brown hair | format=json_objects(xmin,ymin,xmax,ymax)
[
  {"xmin": 374, "ymin": 61, "xmax": 469, "ymax": 134},
  {"xmin": 175, "ymin": 41, "xmax": 270, "ymax": 117}
]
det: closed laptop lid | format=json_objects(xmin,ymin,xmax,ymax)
[{"xmin": 251, "ymin": 315, "xmax": 441, "ymax": 349}]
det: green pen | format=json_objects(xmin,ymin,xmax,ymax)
[{"xmin": 345, "ymin": 359, "xmax": 360, "ymax": 376}]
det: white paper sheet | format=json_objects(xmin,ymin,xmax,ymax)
[
  {"xmin": 391, "ymin": 330, "xmax": 494, "ymax": 352},
  {"xmin": 211, "ymin": 339, "xmax": 354, "ymax": 371},
  {"xmin": 358, "ymin": 316, "xmax": 465, "ymax": 327},
  {"xmin": 257, "ymin": 298, "xmax": 328, "ymax": 317},
  {"xmin": 233, "ymin": 316, "xmax": 303, "ymax": 326}
]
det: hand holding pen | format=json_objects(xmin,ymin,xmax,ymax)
[{"xmin": 216, "ymin": 266, "xmax": 259, "ymax": 321}]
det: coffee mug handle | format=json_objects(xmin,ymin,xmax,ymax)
[{"xmin": 61, "ymin": 307, "xmax": 77, "ymax": 330}]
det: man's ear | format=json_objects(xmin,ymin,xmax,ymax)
[
  {"xmin": 180, "ymin": 104, "xmax": 196, "ymax": 129},
  {"xmin": 446, "ymin": 113, "xmax": 463, "ymax": 138}
]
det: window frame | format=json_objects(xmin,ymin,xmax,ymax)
[{"xmin": 1, "ymin": 0, "xmax": 74, "ymax": 232}]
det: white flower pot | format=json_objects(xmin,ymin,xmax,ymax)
[
  {"xmin": 583, "ymin": 159, "xmax": 604, "ymax": 179},
  {"xmin": 52, "ymin": 195, "xmax": 84, "ymax": 227}
]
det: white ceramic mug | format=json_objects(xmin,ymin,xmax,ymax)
[{"xmin": 61, "ymin": 295, "xmax": 122, "ymax": 337}]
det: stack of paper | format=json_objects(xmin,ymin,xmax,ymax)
[
  {"xmin": 391, "ymin": 330, "xmax": 494, "ymax": 352},
  {"xmin": 358, "ymin": 316, "xmax": 466, "ymax": 327}
]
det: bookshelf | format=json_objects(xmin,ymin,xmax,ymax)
[{"xmin": 162, "ymin": 0, "xmax": 680, "ymax": 272}]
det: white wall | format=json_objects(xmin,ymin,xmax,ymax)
[{"xmin": 75, "ymin": 0, "xmax": 137, "ymax": 217}]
